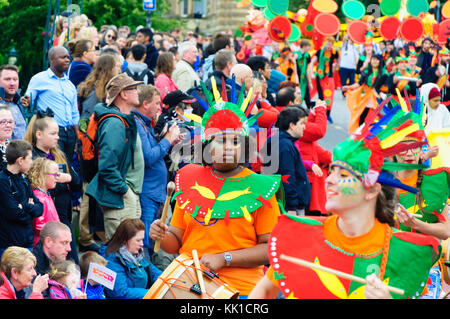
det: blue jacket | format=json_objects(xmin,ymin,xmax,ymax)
[
  {"xmin": 0, "ymin": 167, "xmax": 43, "ymax": 249},
  {"xmin": 132, "ymin": 110, "xmax": 171, "ymax": 203},
  {"xmin": 104, "ymin": 251, "xmax": 162, "ymax": 299},
  {"xmin": 68, "ymin": 61, "xmax": 92, "ymax": 88},
  {"xmin": 144, "ymin": 43, "xmax": 159, "ymax": 71},
  {"xmin": 265, "ymin": 130, "xmax": 310, "ymax": 210}
]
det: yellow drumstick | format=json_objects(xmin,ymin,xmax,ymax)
[
  {"xmin": 192, "ymin": 249, "xmax": 206, "ymax": 295},
  {"xmin": 154, "ymin": 182, "xmax": 175, "ymax": 253}
]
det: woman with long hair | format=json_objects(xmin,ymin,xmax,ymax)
[
  {"xmin": 104, "ymin": 218, "xmax": 161, "ymax": 299},
  {"xmin": 343, "ymin": 55, "xmax": 389, "ymax": 133},
  {"xmin": 154, "ymin": 52, "xmax": 178, "ymax": 104},
  {"xmin": 77, "ymin": 53, "xmax": 122, "ymax": 120},
  {"xmin": 249, "ymin": 106, "xmax": 441, "ymax": 299}
]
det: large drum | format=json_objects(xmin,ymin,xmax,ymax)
[
  {"xmin": 143, "ymin": 253, "xmax": 240, "ymax": 299},
  {"xmin": 439, "ymin": 239, "xmax": 450, "ymax": 285}
]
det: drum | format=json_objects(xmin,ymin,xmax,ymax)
[
  {"xmin": 143, "ymin": 253, "xmax": 240, "ymax": 299},
  {"xmin": 439, "ymin": 239, "xmax": 450, "ymax": 285}
]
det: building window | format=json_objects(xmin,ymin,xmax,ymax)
[
  {"xmin": 180, "ymin": 0, "xmax": 189, "ymax": 17},
  {"xmin": 193, "ymin": 0, "xmax": 206, "ymax": 18}
]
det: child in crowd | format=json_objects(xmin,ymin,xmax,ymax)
[
  {"xmin": 48, "ymin": 259, "xmax": 86, "ymax": 299},
  {"xmin": 24, "ymin": 112, "xmax": 82, "ymax": 263},
  {"xmin": 262, "ymin": 106, "xmax": 310, "ymax": 216},
  {"xmin": 27, "ymin": 157, "xmax": 60, "ymax": 248},
  {"xmin": 79, "ymin": 251, "xmax": 107, "ymax": 299},
  {"xmin": 0, "ymin": 140, "xmax": 43, "ymax": 259}
]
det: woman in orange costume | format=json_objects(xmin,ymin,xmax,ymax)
[
  {"xmin": 149, "ymin": 78, "xmax": 282, "ymax": 297},
  {"xmin": 248, "ymin": 105, "xmax": 441, "ymax": 299},
  {"xmin": 343, "ymin": 55, "xmax": 388, "ymax": 133}
]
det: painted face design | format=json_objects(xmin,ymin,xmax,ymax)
[
  {"xmin": 395, "ymin": 140, "xmax": 421, "ymax": 164},
  {"xmin": 326, "ymin": 166, "xmax": 365, "ymax": 211}
]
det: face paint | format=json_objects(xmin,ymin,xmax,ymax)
[
  {"xmin": 326, "ymin": 166, "xmax": 365, "ymax": 212},
  {"xmin": 336, "ymin": 169, "xmax": 365, "ymax": 205}
]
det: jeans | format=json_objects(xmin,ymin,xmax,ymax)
[
  {"xmin": 339, "ymin": 67, "xmax": 356, "ymax": 87},
  {"xmin": 57, "ymin": 126, "xmax": 76, "ymax": 166},
  {"xmin": 140, "ymin": 193, "xmax": 163, "ymax": 255}
]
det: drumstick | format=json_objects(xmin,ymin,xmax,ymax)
[
  {"xmin": 192, "ymin": 249, "xmax": 206, "ymax": 295},
  {"xmin": 154, "ymin": 181, "xmax": 175, "ymax": 253},
  {"xmin": 280, "ymin": 254, "xmax": 405, "ymax": 296}
]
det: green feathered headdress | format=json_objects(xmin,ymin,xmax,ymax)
[
  {"xmin": 185, "ymin": 75, "xmax": 262, "ymax": 142},
  {"xmin": 332, "ymin": 94, "xmax": 427, "ymax": 193}
]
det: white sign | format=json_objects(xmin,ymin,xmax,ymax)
[
  {"xmin": 86, "ymin": 263, "xmax": 117, "ymax": 290},
  {"xmin": 144, "ymin": 0, "xmax": 156, "ymax": 11}
]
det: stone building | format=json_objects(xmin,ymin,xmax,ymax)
[{"xmin": 167, "ymin": 0, "xmax": 248, "ymax": 35}]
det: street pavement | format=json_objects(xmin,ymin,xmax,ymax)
[{"xmin": 316, "ymin": 89, "xmax": 350, "ymax": 152}]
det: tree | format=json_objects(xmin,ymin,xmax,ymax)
[
  {"xmin": 81, "ymin": 0, "xmax": 185, "ymax": 32},
  {"xmin": 0, "ymin": 0, "xmax": 185, "ymax": 91}
]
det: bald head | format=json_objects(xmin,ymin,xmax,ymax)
[
  {"xmin": 231, "ymin": 64, "xmax": 253, "ymax": 91},
  {"xmin": 48, "ymin": 46, "xmax": 71, "ymax": 77},
  {"xmin": 49, "ymin": 46, "xmax": 68, "ymax": 60}
]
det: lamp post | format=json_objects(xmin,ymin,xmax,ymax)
[{"xmin": 7, "ymin": 48, "xmax": 18, "ymax": 65}]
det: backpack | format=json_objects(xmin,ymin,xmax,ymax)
[
  {"xmin": 77, "ymin": 113, "xmax": 129, "ymax": 183},
  {"xmin": 124, "ymin": 68, "xmax": 155, "ymax": 85}
]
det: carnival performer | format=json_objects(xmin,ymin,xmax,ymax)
[
  {"xmin": 277, "ymin": 47, "xmax": 297, "ymax": 84},
  {"xmin": 248, "ymin": 103, "xmax": 441, "ymax": 299},
  {"xmin": 406, "ymin": 49, "xmax": 423, "ymax": 89},
  {"xmin": 389, "ymin": 96, "xmax": 450, "ymax": 299},
  {"xmin": 310, "ymin": 37, "xmax": 339, "ymax": 122},
  {"xmin": 343, "ymin": 55, "xmax": 388, "ymax": 133},
  {"xmin": 149, "ymin": 77, "xmax": 282, "ymax": 297},
  {"xmin": 295, "ymin": 39, "xmax": 314, "ymax": 109},
  {"xmin": 389, "ymin": 56, "xmax": 419, "ymax": 99}
]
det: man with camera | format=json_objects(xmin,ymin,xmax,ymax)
[{"xmin": 132, "ymin": 85, "xmax": 181, "ymax": 258}]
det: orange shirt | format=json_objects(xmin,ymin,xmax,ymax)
[
  {"xmin": 170, "ymin": 168, "xmax": 281, "ymax": 296},
  {"xmin": 267, "ymin": 215, "xmax": 386, "ymax": 287}
]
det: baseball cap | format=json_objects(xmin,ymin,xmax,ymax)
[{"xmin": 162, "ymin": 90, "xmax": 195, "ymax": 109}]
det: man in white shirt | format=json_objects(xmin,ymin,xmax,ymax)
[{"xmin": 172, "ymin": 41, "xmax": 200, "ymax": 92}]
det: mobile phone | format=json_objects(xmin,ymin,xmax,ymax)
[{"xmin": 58, "ymin": 163, "xmax": 67, "ymax": 173}]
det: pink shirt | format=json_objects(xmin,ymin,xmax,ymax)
[
  {"xmin": 155, "ymin": 72, "xmax": 178, "ymax": 107},
  {"xmin": 32, "ymin": 189, "xmax": 60, "ymax": 248}
]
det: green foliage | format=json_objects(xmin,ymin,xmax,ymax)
[
  {"xmin": 0, "ymin": 0, "xmax": 48, "ymax": 91},
  {"xmin": 0, "ymin": 0, "xmax": 184, "ymax": 91},
  {"xmin": 81, "ymin": 0, "xmax": 184, "ymax": 32}
]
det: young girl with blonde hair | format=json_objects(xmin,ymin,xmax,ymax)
[{"xmin": 27, "ymin": 157, "xmax": 60, "ymax": 248}]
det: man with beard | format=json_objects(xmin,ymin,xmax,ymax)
[{"xmin": 0, "ymin": 65, "xmax": 27, "ymax": 140}]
